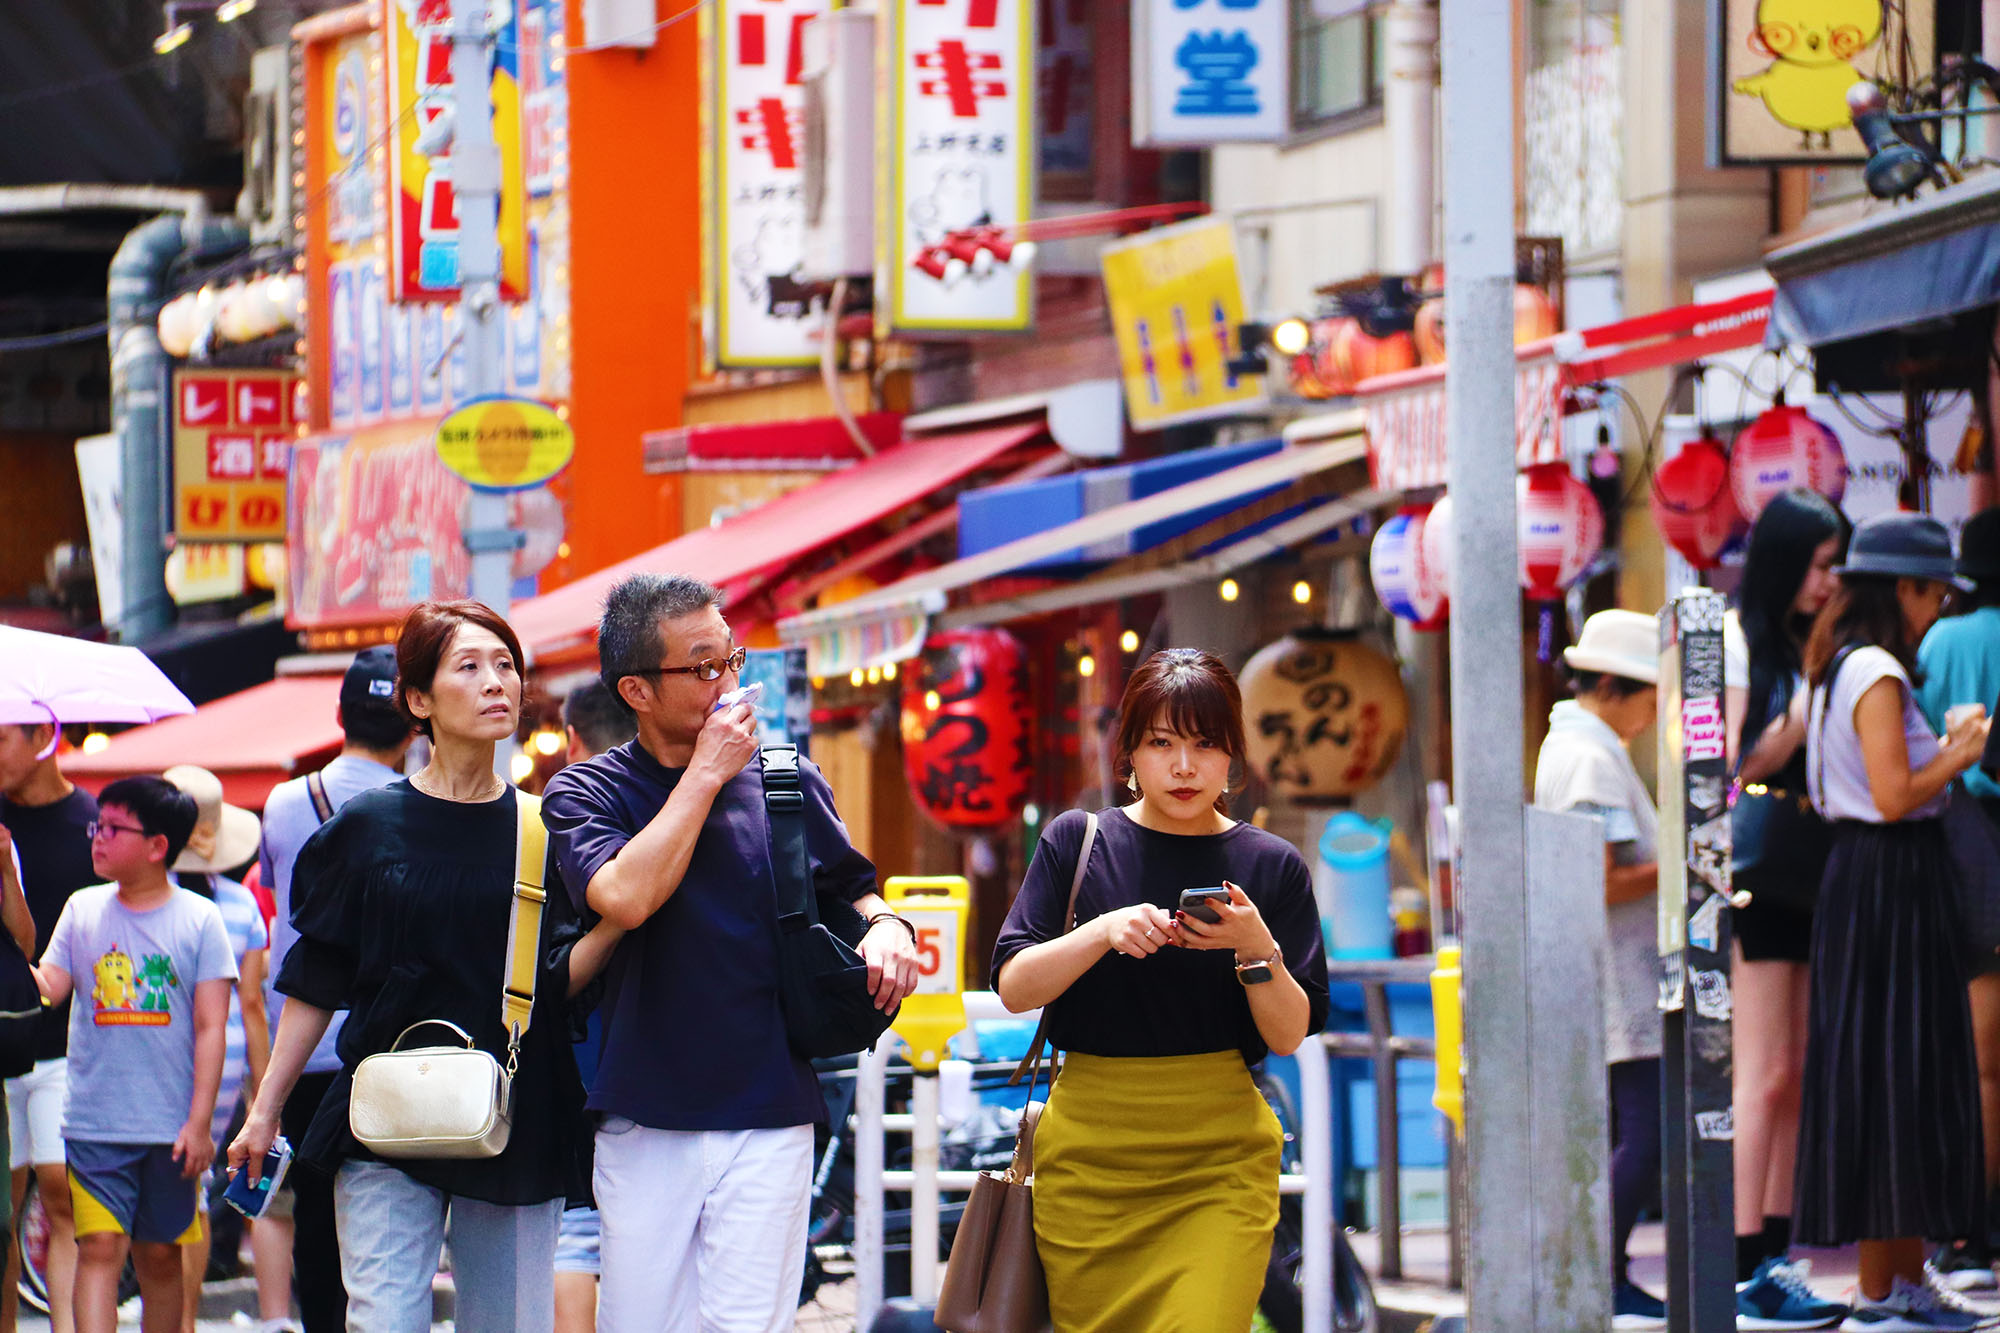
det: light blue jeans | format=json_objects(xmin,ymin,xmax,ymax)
[{"xmin": 334, "ymin": 1158, "xmax": 563, "ymax": 1333}]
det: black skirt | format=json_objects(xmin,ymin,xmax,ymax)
[{"xmin": 1793, "ymin": 819, "xmax": 1984, "ymax": 1246}]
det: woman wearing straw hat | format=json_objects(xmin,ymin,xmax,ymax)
[
  {"xmin": 1535, "ymin": 610, "xmax": 1669, "ymax": 1329},
  {"xmin": 1796, "ymin": 513, "xmax": 1992, "ymax": 1327},
  {"xmin": 161, "ymin": 765, "xmax": 273, "ymax": 1333}
]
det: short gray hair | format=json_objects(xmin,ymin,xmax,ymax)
[{"xmin": 597, "ymin": 573, "xmax": 723, "ymax": 714}]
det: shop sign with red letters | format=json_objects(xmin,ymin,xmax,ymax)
[
  {"xmin": 703, "ymin": 0, "xmax": 824, "ymax": 368},
  {"xmin": 173, "ymin": 369, "xmax": 298, "ymax": 542},
  {"xmin": 878, "ymin": 0, "xmax": 1035, "ymax": 335}
]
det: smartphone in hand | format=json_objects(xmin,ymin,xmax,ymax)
[
  {"xmin": 221, "ymin": 1136, "xmax": 292, "ymax": 1220},
  {"xmin": 1178, "ymin": 887, "xmax": 1230, "ymax": 925}
]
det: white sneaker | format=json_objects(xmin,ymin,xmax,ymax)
[
  {"xmin": 1842, "ymin": 1276, "xmax": 1989, "ymax": 1331},
  {"xmin": 1931, "ymin": 1252, "xmax": 2000, "ymax": 1295}
]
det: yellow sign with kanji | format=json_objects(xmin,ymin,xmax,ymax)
[{"xmin": 1100, "ymin": 216, "xmax": 1265, "ymax": 431}]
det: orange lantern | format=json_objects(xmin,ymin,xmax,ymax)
[
  {"xmin": 1413, "ymin": 298, "xmax": 1446, "ymax": 365},
  {"xmin": 1333, "ymin": 321, "xmax": 1419, "ymax": 386},
  {"xmin": 899, "ymin": 629, "xmax": 1033, "ymax": 830},
  {"xmin": 1513, "ymin": 283, "xmax": 1560, "ymax": 343},
  {"xmin": 1239, "ymin": 630, "xmax": 1409, "ymax": 801}
]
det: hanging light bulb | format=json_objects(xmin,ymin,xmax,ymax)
[
  {"xmin": 80, "ymin": 733, "xmax": 111, "ymax": 755},
  {"xmin": 531, "ymin": 730, "xmax": 563, "ymax": 756},
  {"xmin": 1077, "ymin": 654, "xmax": 1097, "ymax": 678},
  {"xmin": 1219, "ymin": 578, "xmax": 1240, "ymax": 603},
  {"xmin": 924, "ymin": 690, "xmax": 942, "ymax": 711},
  {"xmin": 509, "ymin": 752, "xmax": 535, "ymax": 782},
  {"xmin": 883, "ymin": 661, "xmax": 898, "ymax": 681},
  {"xmin": 1119, "ymin": 629, "xmax": 1140, "ymax": 653},
  {"xmin": 1292, "ymin": 580, "xmax": 1312, "ymax": 604},
  {"xmin": 849, "ymin": 668, "xmax": 865, "ymax": 687}
]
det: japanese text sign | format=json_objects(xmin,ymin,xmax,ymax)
[
  {"xmin": 1134, "ymin": 0, "xmax": 1288, "ymax": 146},
  {"xmin": 704, "ymin": 0, "xmax": 824, "ymax": 368},
  {"xmin": 878, "ymin": 0, "xmax": 1035, "ymax": 335},
  {"xmin": 383, "ymin": 0, "xmax": 530, "ymax": 301},
  {"xmin": 1100, "ymin": 217, "xmax": 1263, "ymax": 429},
  {"xmin": 173, "ymin": 369, "xmax": 298, "ymax": 543}
]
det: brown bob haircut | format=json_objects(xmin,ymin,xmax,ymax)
[
  {"xmin": 1114, "ymin": 648, "xmax": 1247, "ymax": 814},
  {"xmin": 394, "ymin": 599, "xmax": 527, "ymax": 739}
]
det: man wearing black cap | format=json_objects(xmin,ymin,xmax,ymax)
[{"xmin": 253, "ymin": 647, "xmax": 409, "ymax": 1333}]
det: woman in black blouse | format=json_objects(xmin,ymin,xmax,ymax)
[
  {"xmin": 228, "ymin": 601, "xmax": 621, "ymax": 1333},
  {"xmin": 992, "ymin": 648, "xmax": 1329, "ymax": 1333}
]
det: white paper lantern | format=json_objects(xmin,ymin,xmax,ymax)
[
  {"xmin": 157, "ymin": 293, "xmax": 199, "ymax": 358},
  {"xmin": 1728, "ymin": 402, "xmax": 1847, "ymax": 520},
  {"xmin": 1420, "ymin": 493, "xmax": 1453, "ymax": 603},
  {"xmin": 1369, "ymin": 505, "xmax": 1448, "ymax": 630}
]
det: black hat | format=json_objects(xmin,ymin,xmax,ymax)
[
  {"xmin": 1960, "ymin": 508, "xmax": 2000, "ymax": 583},
  {"xmin": 1833, "ymin": 512, "xmax": 1972, "ymax": 590},
  {"xmin": 339, "ymin": 645, "xmax": 400, "ymax": 712}
]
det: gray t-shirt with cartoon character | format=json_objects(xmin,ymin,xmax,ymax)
[{"xmin": 46, "ymin": 885, "xmax": 237, "ymax": 1144}]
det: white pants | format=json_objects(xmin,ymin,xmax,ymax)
[{"xmin": 595, "ymin": 1118, "xmax": 814, "ymax": 1333}]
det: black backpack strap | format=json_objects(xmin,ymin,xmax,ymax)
[
  {"xmin": 761, "ymin": 745, "xmax": 816, "ymax": 927},
  {"xmin": 305, "ymin": 770, "xmax": 334, "ymax": 824}
]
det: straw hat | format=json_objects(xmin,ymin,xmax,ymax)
[
  {"xmin": 1561, "ymin": 610, "xmax": 1659, "ymax": 685},
  {"xmin": 163, "ymin": 764, "xmax": 262, "ymax": 874}
]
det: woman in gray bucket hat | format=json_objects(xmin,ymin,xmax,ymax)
[{"xmin": 1792, "ymin": 512, "xmax": 1994, "ymax": 1321}]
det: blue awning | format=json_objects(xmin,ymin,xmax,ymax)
[
  {"xmin": 955, "ymin": 436, "xmax": 1286, "ymax": 570},
  {"xmin": 1766, "ymin": 171, "xmax": 2000, "ymax": 347}
]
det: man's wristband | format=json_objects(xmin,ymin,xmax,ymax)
[{"xmin": 866, "ymin": 912, "xmax": 918, "ymax": 945}]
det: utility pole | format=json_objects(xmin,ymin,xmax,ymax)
[{"xmin": 449, "ymin": 0, "xmax": 516, "ymax": 617}]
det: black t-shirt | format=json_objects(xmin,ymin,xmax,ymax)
[
  {"xmin": 542, "ymin": 741, "xmax": 878, "ymax": 1132},
  {"xmin": 992, "ymin": 807, "xmax": 1330, "ymax": 1065},
  {"xmin": 0, "ymin": 787, "xmax": 101, "ymax": 1062},
  {"xmin": 274, "ymin": 781, "xmax": 588, "ymax": 1206}
]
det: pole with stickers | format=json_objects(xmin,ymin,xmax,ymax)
[{"xmin": 1657, "ymin": 589, "xmax": 1736, "ymax": 1331}]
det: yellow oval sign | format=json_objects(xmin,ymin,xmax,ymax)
[{"xmin": 434, "ymin": 397, "xmax": 575, "ymax": 491}]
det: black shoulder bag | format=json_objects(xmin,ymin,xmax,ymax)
[
  {"xmin": 1731, "ymin": 668, "xmax": 1833, "ymax": 912},
  {"xmin": 762, "ymin": 744, "xmax": 896, "ymax": 1060}
]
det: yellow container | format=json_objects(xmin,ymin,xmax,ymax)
[{"xmin": 1430, "ymin": 944, "xmax": 1464, "ymax": 1136}]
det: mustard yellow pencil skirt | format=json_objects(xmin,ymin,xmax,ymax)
[{"xmin": 1032, "ymin": 1050, "xmax": 1283, "ymax": 1333}]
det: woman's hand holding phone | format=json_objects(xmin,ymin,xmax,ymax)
[
  {"xmin": 1175, "ymin": 882, "xmax": 1277, "ymax": 961},
  {"xmin": 1098, "ymin": 904, "xmax": 1178, "ymax": 958}
]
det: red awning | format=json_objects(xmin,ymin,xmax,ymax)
[
  {"xmin": 63, "ymin": 675, "xmax": 345, "ymax": 810},
  {"xmin": 512, "ymin": 420, "xmax": 1048, "ymax": 661}
]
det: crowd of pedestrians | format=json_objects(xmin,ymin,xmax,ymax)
[{"xmin": 1537, "ymin": 495, "xmax": 2000, "ymax": 1332}]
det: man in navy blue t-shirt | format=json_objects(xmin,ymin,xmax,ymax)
[{"xmin": 542, "ymin": 573, "xmax": 919, "ymax": 1333}]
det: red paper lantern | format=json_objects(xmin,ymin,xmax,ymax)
[
  {"xmin": 899, "ymin": 628, "xmax": 1032, "ymax": 830},
  {"xmin": 1728, "ymin": 402, "xmax": 1847, "ymax": 521},
  {"xmin": 1650, "ymin": 433, "xmax": 1744, "ymax": 570},
  {"xmin": 1517, "ymin": 463, "xmax": 1604, "ymax": 599}
]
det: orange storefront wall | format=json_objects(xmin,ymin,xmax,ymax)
[{"xmin": 542, "ymin": 5, "xmax": 700, "ymax": 588}]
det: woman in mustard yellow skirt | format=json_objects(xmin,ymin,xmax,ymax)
[{"xmin": 993, "ymin": 649, "xmax": 1330, "ymax": 1332}]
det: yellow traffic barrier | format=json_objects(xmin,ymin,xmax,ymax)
[
  {"xmin": 884, "ymin": 877, "xmax": 970, "ymax": 1071},
  {"xmin": 1430, "ymin": 944, "xmax": 1464, "ymax": 1136}
]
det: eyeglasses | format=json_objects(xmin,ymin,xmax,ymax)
[
  {"xmin": 630, "ymin": 646, "xmax": 748, "ymax": 684},
  {"xmin": 86, "ymin": 820, "xmax": 148, "ymax": 842}
]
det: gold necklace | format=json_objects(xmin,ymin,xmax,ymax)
[{"xmin": 411, "ymin": 765, "xmax": 504, "ymax": 803}]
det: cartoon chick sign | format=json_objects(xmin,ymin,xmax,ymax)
[{"xmin": 1712, "ymin": 0, "xmax": 1932, "ymax": 164}]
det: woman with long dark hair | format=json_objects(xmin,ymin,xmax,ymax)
[
  {"xmin": 1916, "ymin": 506, "xmax": 2000, "ymax": 1292},
  {"xmin": 228, "ymin": 601, "xmax": 623, "ymax": 1333},
  {"xmin": 1796, "ymin": 514, "xmax": 1991, "ymax": 1327},
  {"xmin": 1728, "ymin": 490, "xmax": 1847, "ymax": 1310},
  {"xmin": 992, "ymin": 648, "xmax": 1328, "ymax": 1332}
]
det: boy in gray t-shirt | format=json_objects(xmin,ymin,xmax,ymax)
[{"xmin": 30, "ymin": 777, "xmax": 234, "ymax": 1333}]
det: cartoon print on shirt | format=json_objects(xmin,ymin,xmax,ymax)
[{"xmin": 91, "ymin": 945, "xmax": 175, "ymax": 1027}]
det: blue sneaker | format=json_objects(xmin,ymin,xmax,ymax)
[
  {"xmin": 1616, "ymin": 1278, "xmax": 1668, "ymax": 1330},
  {"xmin": 1736, "ymin": 1257, "xmax": 1847, "ymax": 1329}
]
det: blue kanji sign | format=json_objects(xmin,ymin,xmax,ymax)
[{"xmin": 1137, "ymin": 0, "xmax": 1286, "ymax": 144}]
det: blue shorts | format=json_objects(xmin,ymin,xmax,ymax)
[
  {"xmin": 66, "ymin": 1140, "xmax": 202, "ymax": 1245},
  {"xmin": 554, "ymin": 1205, "xmax": 601, "ymax": 1275}
]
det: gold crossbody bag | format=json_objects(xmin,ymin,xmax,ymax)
[{"xmin": 348, "ymin": 790, "xmax": 548, "ymax": 1160}]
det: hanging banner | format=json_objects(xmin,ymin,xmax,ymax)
[
  {"xmin": 1038, "ymin": 0, "xmax": 1094, "ymax": 197},
  {"xmin": 172, "ymin": 369, "xmax": 298, "ymax": 543},
  {"xmin": 877, "ymin": 0, "xmax": 1035, "ymax": 336},
  {"xmin": 1709, "ymin": 0, "xmax": 1933, "ymax": 165},
  {"xmin": 383, "ymin": 0, "xmax": 531, "ymax": 301},
  {"xmin": 703, "ymin": 0, "xmax": 825, "ymax": 368},
  {"xmin": 1100, "ymin": 216, "xmax": 1263, "ymax": 429},
  {"xmin": 288, "ymin": 419, "xmax": 472, "ymax": 628},
  {"xmin": 1132, "ymin": 0, "xmax": 1288, "ymax": 146}
]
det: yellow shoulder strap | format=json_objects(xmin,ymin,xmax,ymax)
[{"xmin": 502, "ymin": 789, "xmax": 548, "ymax": 1057}]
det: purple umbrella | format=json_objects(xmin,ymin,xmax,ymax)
[{"xmin": 0, "ymin": 626, "xmax": 196, "ymax": 733}]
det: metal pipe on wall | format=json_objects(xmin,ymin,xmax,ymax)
[{"xmin": 1383, "ymin": 1, "xmax": 1438, "ymax": 276}]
